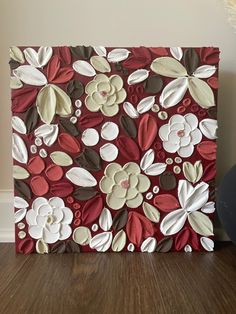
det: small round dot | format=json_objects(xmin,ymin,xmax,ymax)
[
  {"xmin": 127, "ymin": 243, "xmax": 135, "ymax": 252},
  {"xmin": 39, "ymin": 148, "xmax": 47, "ymax": 158},
  {"xmin": 74, "ymin": 218, "xmax": 81, "ymax": 226},
  {"xmin": 17, "ymin": 222, "xmax": 25, "ymax": 230},
  {"xmin": 30, "ymin": 145, "xmax": 37, "ymax": 154},
  {"xmin": 146, "ymin": 192, "xmax": 153, "ymax": 200},
  {"xmin": 156, "ymin": 151, "xmax": 166, "ymax": 160},
  {"xmin": 154, "ymin": 141, "xmax": 162, "ymax": 150},
  {"xmin": 66, "ymin": 196, "xmax": 74, "ymax": 204},
  {"xmin": 130, "ymin": 94, "xmax": 138, "ymax": 104},
  {"xmin": 73, "ymin": 203, "xmax": 81, "ymax": 210},
  {"xmin": 70, "ymin": 116, "xmax": 77, "ymax": 124},
  {"xmin": 75, "ymin": 99, "xmax": 82, "ymax": 108},
  {"xmin": 177, "ymin": 106, "xmax": 186, "ymax": 114},
  {"xmin": 158, "ymin": 111, "xmax": 168, "ymax": 120},
  {"xmin": 75, "ymin": 210, "xmax": 81, "ymax": 219},
  {"xmin": 18, "ymin": 231, "xmax": 26, "ymax": 239},
  {"xmin": 151, "ymin": 104, "xmax": 160, "ymax": 113},
  {"xmin": 184, "ymin": 244, "xmax": 192, "ymax": 253},
  {"xmin": 182, "ymin": 98, "xmax": 191, "ymax": 107},
  {"xmin": 175, "ymin": 157, "xmax": 182, "ymax": 164},
  {"xmin": 35, "ymin": 137, "xmax": 42, "ymax": 146},
  {"xmin": 173, "ymin": 165, "xmax": 181, "ymax": 174},
  {"xmin": 190, "ymin": 104, "xmax": 199, "ymax": 113},
  {"xmin": 92, "ymin": 224, "xmax": 98, "ymax": 232},
  {"xmin": 135, "ymin": 85, "xmax": 144, "ymax": 94},
  {"xmin": 198, "ymin": 109, "xmax": 206, "ymax": 117},
  {"xmin": 128, "ymin": 86, "xmax": 135, "ymax": 93},
  {"xmin": 75, "ymin": 109, "xmax": 81, "ymax": 117},
  {"xmin": 166, "ymin": 158, "xmax": 173, "ymax": 165},
  {"xmin": 153, "ymin": 186, "xmax": 160, "ymax": 194}
]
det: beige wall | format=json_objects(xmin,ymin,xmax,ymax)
[{"xmin": 0, "ymin": 0, "xmax": 236, "ymax": 190}]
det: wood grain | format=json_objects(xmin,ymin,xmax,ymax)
[{"xmin": 0, "ymin": 243, "xmax": 235, "ymax": 314}]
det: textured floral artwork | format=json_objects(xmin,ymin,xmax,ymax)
[{"xmin": 10, "ymin": 46, "xmax": 219, "ymax": 254}]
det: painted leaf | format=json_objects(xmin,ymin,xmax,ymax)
[
  {"xmin": 14, "ymin": 180, "xmax": 32, "ymax": 199},
  {"xmin": 14, "ymin": 196, "xmax": 29, "ymax": 209},
  {"xmin": 93, "ymin": 46, "xmax": 107, "ymax": 57},
  {"xmin": 188, "ymin": 211, "xmax": 214, "ymax": 236},
  {"xmin": 82, "ymin": 195, "xmax": 103, "ymax": 224},
  {"xmin": 138, "ymin": 114, "xmax": 157, "ymax": 150},
  {"xmin": 66, "ymin": 167, "xmax": 97, "ymax": 187},
  {"xmin": 70, "ymin": 45, "xmax": 93, "ymax": 60},
  {"xmin": 159, "ymin": 77, "xmax": 188, "ymax": 108},
  {"xmin": 199, "ymin": 118, "xmax": 217, "ymax": 139},
  {"xmin": 183, "ymin": 161, "xmax": 203, "ymax": 183},
  {"xmin": 141, "ymin": 237, "xmax": 157, "ymax": 253},
  {"xmin": 112, "ymin": 230, "xmax": 126, "ymax": 252},
  {"xmin": 119, "ymin": 115, "xmax": 137, "ymax": 138},
  {"xmin": 193, "ymin": 65, "xmax": 216, "ymax": 79},
  {"xmin": 137, "ymin": 96, "xmax": 155, "ymax": 114},
  {"xmin": 142, "ymin": 202, "xmax": 160, "ymax": 223},
  {"xmin": 107, "ymin": 49, "xmax": 130, "ymax": 62},
  {"xmin": 89, "ymin": 232, "xmax": 112, "ymax": 252},
  {"xmin": 144, "ymin": 163, "xmax": 167, "ymax": 176},
  {"xmin": 9, "ymin": 46, "xmax": 25, "ymax": 63},
  {"xmin": 10, "ymin": 76, "xmax": 23, "ymax": 89},
  {"xmin": 160, "ymin": 209, "xmax": 187, "ymax": 235},
  {"xmin": 73, "ymin": 60, "xmax": 96, "ymax": 77},
  {"xmin": 11, "ymin": 86, "xmax": 39, "ymax": 113},
  {"xmin": 47, "ymin": 55, "xmax": 74, "ymax": 83},
  {"xmin": 202, "ymin": 161, "xmax": 216, "ymax": 182},
  {"xmin": 116, "ymin": 136, "xmax": 140, "ymax": 160},
  {"xmin": 127, "ymin": 69, "xmax": 149, "ymax": 85},
  {"xmin": 50, "ymin": 151, "xmax": 73, "ymax": 166},
  {"xmin": 50, "ymin": 182, "xmax": 73, "ymax": 197},
  {"xmin": 188, "ymin": 77, "xmax": 215, "ymax": 109},
  {"xmin": 13, "ymin": 66, "xmax": 47, "ymax": 86},
  {"xmin": 90, "ymin": 56, "xmax": 111, "ymax": 73},
  {"xmin": 149, "ymin": 47, "xmax": 168, "ymax": 56},
  {"xmin": 151, "ymin": 57, "xmax": 187, "ymax": 78},
  {"xmin": 99, "ymin": 208, "xmax": 113, "ymax": 231},
  {"xmin": 123, "ymin": 102, "xmax": 139, "ymax": 119},
  {"xmin": 25, "ymin": 106, "xmax": 39, "ymax": 133},
  {"xmin": 144, "ymin": 75, "xmax": 163, "ymax": 94},
  {"xmin": 170, "ymin": 47, "xmax": 183, "ymax": 61},
  {"xmin": 123, "ymin": 47, "xmax": 152, "ymax": 69},
  {"xmin": 73, "ymin": 187, "xmax": 97, "ymax": 201},
  {"xmin": 34, "ymin": 124, "xmax": 59, "ymax": 146},
  {"xmin": 154, "ymin": 194, "xmax": 180, "ymax": 212},
  {"xmin": 13, "ymin": 165, "xmax": 30, "ymax": 180},
  {"xmin": 112, "ymin": 209, "xmax": 128, "ymax": 231},
  {"xmin": 12, "ymin": 116, "xmax": 27, "ymax": 134},
  {"xmin": 79, "ymin": 113, "xmax": 104, "ymax": 128},
  {"xmin": 201, "ymin": 202, "xmax": 215, "ymax": 214},
  {"xmin": 12, "ymin": 133, "xmax": 28, "ymax": 164},
  {"xmin": 59, "ymin": 117, "xmax": 80, "ymax": 136},
  {"xmin": 67, "ymin": 80, "xmax": 84, "ymax": 98},
  {"xmin": 36, "ymin": 239, "xmax": 49, "ymax": 254},
  {"xmin": 183, "ymin": 48, "xmax": 199, "ymax": 75},
  {"xmin": 58, "ymin": 133, "xmax": 81, "ymax": 153},
  {"xmin": 200, "ymin": 47, "xmax": 220, "ymax": 64},
  {"xmin": 140, "ymin": 149, "xmax": 155, "ymax": 171},
  {"xmin": 75, "ymin": 148, "xmax": 101, "ymax": 172},
  {"xmin": 197, "ymin": 141, "xmax": 217, "ymax": 160},
  {"xmin": 175, "ymin": 227, "xmax": 199, "ymax": 251},
  {"xmin": 24, "ymin": 46, "xmax": 52, "ymax": 67},
  {"xmin": 200, "ymin": 237, "xmax": 214, "ymax": 251},
  {"xmin": 156, "ymin": 237, "xmax": 173, "ymax": 252}
]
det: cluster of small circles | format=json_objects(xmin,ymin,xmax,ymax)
[
  {"xmin": 146, "ymin": 185, "xmax": 160, "ymax": 200},
  {"xmin": 70, "ymin": 100, "xmax": 82, "ymax": 124},
  {"xmin": 17, "ymin": 222, "xmax": 26, "ymax": 239},
  {"xmin": 30, "ymin": 144, "xmax": 47, "ymax": 158},
  {"xmin": 128, "ymin": 85, "xmax": 144, "ymax": 104},
  {"xmin": 66, "ymin": 196, "xmax": 82, "ymax": 226},
  {"xmin": 151, "ymin": 104, "xmax": 168, "ymax": 120},
  {"xmin": 165, "ymin": 157, "xmax": 182, "ymax": 174},
  {"xmin": 176, "ymin": 98, "xmax": 206, "ymax": 118}
]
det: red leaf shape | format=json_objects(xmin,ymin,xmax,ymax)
[
  {"xmin": 79, "ymin": 113, "xmax": 104, "ymax": 128},
  {"xmin": 47, "ymin": 55, "xmax": 60, "ymax": 82},
  {"xmin": 54, "ymin": 46, "xmax": 71, "ymax": 65},
  {"xmin": 47, "ymin": 55, "xmax": 74, "ymax": 84},
  {"xmin": 52, "ymin": 67, "xmax": 74, "ymax": 84},
  {"xmin": 30, "ymin": 176, "xmax": 49, "ymax": 196},
  {"xmin": 45, "ymin": 164, "xmax": 63, "ymax": 181},
  {"xmin": 202, "ymin": 161, "xmax": 216, "ymax": 182},
  {"xmin": 175, "ymin": 227, "xmax": 199, "ymax": 251},
  {"xmin": 123, "ymin": 47, "xmax": 151, "ymax": 69},
  {"xmin": 18, "ymin": 238, "xmax": 34, "ymax": 254},
  {"xmin": 200, "ymin": 47, "xmax": 220, "ymax": 65},
  {"xmin": 207, "ymin": 77, "xmax": 219, "ymax": 89},
  {"xmin": 153, "ymin": 194, "xmax": 180, "ymax": 212},
  {"xmin": 58, "ymin": 133, "xmax": 81, "ymax": 153},
  {"xmin": 138, "ymin": 114, "xmax": 157, "ymax": 151},
  {"xmin": 50, "ymin": 181, "xmax": 73, "ymax": 197},
  {"xmin": 27, "ymin": 156, "xmax": 45, "ymax": 175},
  {"xmin": 197, "ymin": 141, "xmax": 216, "ymax": 160},
  {"xmin": 149, "ymin": 47, "xmax": 168, "ymax": 56},
  {"xmin": 116, "ymin": 136, "xmax": 140, "ymax": 160},
  {"xmin": 82, "ymin": 195, "xmax": 103, "ymax": 225},
  {"xmin": 126, "ymin": 212, "xmax": 154, "ymax": 246},
  {"xmin": 11, "ymin": 87, "xmax": 39, "ymax": 113}
]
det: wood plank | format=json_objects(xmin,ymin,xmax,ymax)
[{"xmin": 0, "ymin": 243, "xmax": 235, "ymax": 314}]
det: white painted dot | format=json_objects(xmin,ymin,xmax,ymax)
[
  {"xmin": 35, "ymin": 137, "xmax": 42, "ymax": 147},
  {"xmin": 127, "ymin": 243, "xmax": 135, "ymax": 252},
  {"xmin": 75, "ymin": 99, "xmax": 82, "ymax": 108},
  {"xmin": 153, "ymin": 186, "xmax": 159, "ymax": 194},
  {"xmin": 82, "ymin": 128, "xmax": 99, "ymax": 146},
  {"xmin": 101, "ymin": 122, "xmax": 119, "ymax": 141},
  {"xmin": 92, "ymin": 224, "xmax": 98, "ymax": 232},
  {"xmin": 39, "ymin": 148, "xmax": 47, "ymax": 158},
  {"xmin": 99, "ymin": 143, "xmax": 118, "ymax": 162},
  {"xmin": 30, "ymin": 145, "xmax": 37, "ymax": 154},
  {"xmin": 146, "ymin": 192, "xmax": 153, "ymax": 200},
  {"xmin": 70, "ymin": 116, "xmax": 77, "ymax": 124}
]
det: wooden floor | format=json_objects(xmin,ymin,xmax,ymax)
[{"xmin": 0, "ymin": 243, "xmax": 235, "ymax": 314}]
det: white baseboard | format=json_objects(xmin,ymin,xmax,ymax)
[{"xmin": 0, "ymin": 189, "xmax": 14, "ymax": 242}]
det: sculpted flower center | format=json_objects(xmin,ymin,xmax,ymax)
[
  {"xmin": 120, "ymin": 179, "xmax": 130, "ymax": 189},
  {"xmin": 100, "ymin": 90, "xmax": 108, "ymax": 97},
  {"xmin": 177, "ymin": 130, "xmax": 185, "ymax": 137},
  {"xmin": 47, "ymin": 214, "xmax": 54, "ymax": 224}
]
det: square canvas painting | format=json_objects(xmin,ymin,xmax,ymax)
[{"xmin": 10, "ymin": 46, "xmax": 219, "ymax": 253}]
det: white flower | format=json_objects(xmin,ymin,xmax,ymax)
[
  {"xmin": 159, "ymin": 113, "xmax": 202, "ymax": 158},
  {"xmin": 26, "ymin": 197, "xmax": 73, "ymax": 243},
  {"xmin": 160, "ymin": 180, "xmax": 214, "ymax": 237}
]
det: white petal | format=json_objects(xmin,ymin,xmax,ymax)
[
  {"xmin": 190, "ymin": 129, "xmax": 202, "ymax": 145},
  {"xmin": 49, "ymin": 197, "xmax": 64, "ymax": 209},
  {"xmin": 193, "ymin": 65, "xmax": 216, "ymax": 79},
  {"xmin": 159, "ymin": 124, "xmax": 169, "ymax": 141},
  {"xmin": 73, "ymin": 60, "xmax": 96, "ymax": 77},
  {"xmin": 178, "ymin": 180, "xmax": 194, "ymax": 209},
  {"xmin": 62, "ymin": 207, "xmax": 73, "ymax": 224},
  {"xmin": 160, "ymin": 77, "xmax": 188, "ymax": 108},
  {"xmin": 81, "ymin": 128, "xmax": 99, "ymax": 146},
  {"xmin": 59, "ymin": 224, "xmax": 72, "ymax": 240},
  {"xmin": 99, "ymin": 143, "xmax": 118, "ymax": 162},
  {"xmin": 112, "ymin": 230, "xmax": 126, "ymax": 252},
  {"xmin": 123, "ymin": 102, "xmax": 139, "ymax": 119},
  {"xmin": 13, "ymin": 165, "xmax": 30, "ymax": 179},
  {"xmin": 185, "ymin": 181, "xmax": 209, "ymax": 212},
  {"xmin": 101, "ymin": 122, "xmax": 119, "ymax": 141},
  {"xmin": 13, "ymin": 65, "xmax": 47, "ymax": 86},
  {"xmin": 14, "ymin": 196, "xmax": 29, "ymax": 209},
  {"xmin": 9, "ymin": 46, "xmax": 25, "ymax": 63},
  {"xmin": 137, "ymin": 96, "xmax": 155, "ymax": 114},
  {"xmin": 163, "ymin": 141, "xmax": 179, "ymax": 153},
  {"xmin": 199, "ymin": 118, "xmax": 217, "ymax": 139},
  {"xmin": 188, "ymin": 77, "xmax": 215, "ymax": 109},
  {"xmin": 140, "ymin": 149, "xmax": 155, "ymax": 171},
  {"xmin": 66, "ymin": 167, "xmax": 97, "ymax": 187},
  {"xmin": 10, "ymin": 76, "xmax": 23, "ymax": 89},
  {"xmin": 201, "ymin": 201, "xmax": 215, "ymax": 214},
  {"xmin": 29, "ymin": 225, "xmax": 43, "ymax": 239},
  {"xmin": 184, "ymin": 113, "xmax": 198, "ymax": 130},
  {"xmin": 50, "ymin": 151, "xmax": 73, "ymax": 166},
  {"xmin": 142, "ymin": 202, "xmax": 160, "ymax": 223},
  {"xmin": 24, "ymin": 46, "xmax": 52, "ymax": 67},
  {"xmin": 89, "ymin": 232, "xmax": 112, "ymax": 252},
  {"xmin": 34, "ymin": 124, "xmax": 59, "ymax": 146},
  {"xmin": 12, "ymin": 117, "xmax": 27, "ymax": 134},
  {"xmin": 99, "ymin": 208, "xmax": 113, "ymax": 231},
  {"xmin": 178, "ymin": 144, "xmax": 194, "ymax": 158},
  {"xmin": 160, "ymin": 209, "xmax": 187, "ymax": 236},
  {"xmin": 127, "ymin": 69, "xmax": 149, "ymax": 85},
  {"xmin": 183, "ymin": 161, "xmax": 203, "ymax": 184},
  {"xmin": 144, "ymin": 163, "xmax": 167, "ymax": 176},
  {"xmin": 93, "ymin": 46, "xmax": 107, "ymax": 57},
  {"xmin": 12, "ymin": 133, "xmax": 28, "ymax": 164},
  {"xmin": 170, "ymin": 47, "xmax": 183, "ymax": 61},
  {"xmin": 151, "ymin": 57, "xmax": 187, "ymax": 78},
  {"xmin": 14, "ymin": 208, "xmax": 27, "ymax": 223},
  {"xmin": 188, "ymin": 211, "xmax": 214, "ymax": 236},
  {"xmin": 90, "ymin": 56, "xmax": 111, "ymax": 73},
  {"xmin": 32, "ymin": 197, "xmax": 48, "ymax": 211},
  {"xmin": 200, "ymin": 237, "xmax": 214, "ymax": 251},
  {"xmin": 36, "ymin": 239, "xmax": 49, "ymax": 254},
  {"xmin": 107, "ymin": 49, "xmax": 130, "ymax": 63},
  {"xmin": 43, "ymin": 229, "xmax": 59, "ymax": 243},
  {"xmin": 141, "ymin": 237, "xmax": 157, "ymax": 253}
]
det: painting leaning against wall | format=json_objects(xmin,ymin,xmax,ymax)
[{"xmin": 9, "ymin": 46, "xmax": 220, "ymax": 253}]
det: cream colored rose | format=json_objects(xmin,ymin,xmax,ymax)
[
  {"xmin": 85, "ymin": 74, "xmax": 127, "ymax": 117},
  {"xmin": 99, "ymin": 162, "xmax": 150, "ymax": 210}
]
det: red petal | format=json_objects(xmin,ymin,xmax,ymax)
[
  {"xmin": 123, "ymin": 47, "xmax": 151, "ymax": 69},
  {"xmin": 18, "ymin": 238, "xmax": 34, "ymax": 254},
  {"xmin": 200, "ymin": 47, "xmax": 220, "ymax": 65},
  {"xmin": 30, "ymin": 176, "xmax": 49, "ymax": 196},
  {"xmin": 138, "ymin": 114, "xmax": 157, "ymax": 151},
  {"xmin": 149, "ymin": 47, "xmax": 168, "ymax": 56},
  {"xmin": 197, "ymin": 141, "xmax": 217, "ymax": 160},
  {"xmin": 116, "ymin": 136, "xmax": 140, "ymax": 160},
  {"xmin": 47, "ymin": 55, "xmax": 61, "ymax": 82},
  {"xmin": 54, "ymin": 46, "xmax": 72, "ymax": 65},
  {"xmin": 27, "ymin": 156, "xmax": 45, "ymax": 175},
  {"xmin": 50, "ymin": 181, "xmax": 73, "ymax": 197},
  {"xmin": 207, "ymin": 77, "xmax": 219, "ymax": 89},
  {"xmin": 175, "ymin": 227, "xmax": 199, "ymax": 251},
  {"xmin": 11, "ymin": 87, "xmax": 39, "ymax": 113},
  {"xmin": 79, "ymin": 113, "xmax": 104, "ymax": 128},
  {"xmin": 51, "ymin": 67, "xmax": 74, "ymax": 84},
  {"xmin": 202, "ymin": 161, "xmax": 216, "ymax": 182},
  {"xmin": 58, "ymin": 133, "xmax": 81, "ymax": 153},
  {"xmin": 82, "ymin": 195, "xmax": 103, "ymax": 225},
  {"xmin": 45, "ymin": 164, "xmax": 63, "ymax": 181},
  {"xmin": 153, "ymin": 194, "xmax": 180, "ymax": 212}
]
